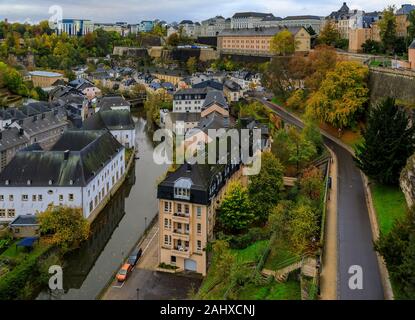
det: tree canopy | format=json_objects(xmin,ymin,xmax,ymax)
[
  {"xmin": 354, "ymin": 97, "xmax": 415, "ymax": 185},
  {"xmin": 306, "ymin": 61, "xmax": 369, "ymax": 130},
  {"xmin": 270, "ymin": 30, "xmax": 297, "ymax": 56}
]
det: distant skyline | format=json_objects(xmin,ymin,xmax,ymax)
[{"xmin": 0, "ymin": 0, "xmax": 413, "ymax": 24}]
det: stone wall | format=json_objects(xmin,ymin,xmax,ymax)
[
  {"xmin": 400, "ymin": 153, "xmax": 415, "ymax": 208},
  {"xmin": 369, "ymin": 67, "xmax": 415, "ymax": 105}
]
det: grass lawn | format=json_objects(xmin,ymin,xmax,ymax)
[
  {"xmin": 1, "ymin": 239, "xmax": 49, "ymax": 262},
  {"xmin": 264, "ymin": 239, "xmax": 299, "ymax": 271},
  {"xmin": 197, "ymin": 240, "xmax": 270, "ymax": 300},
  {"xmin": 238, "ymin": 277, "xmax": 301, "ymax": 300},
  {"xmin": 371, "ymin": 184, "xmax": 407, "ymax": 235}
]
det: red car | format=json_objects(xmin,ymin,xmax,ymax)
[{"xmin": 116, "ymin": 263, "xmax": 132, "ymax": 282}]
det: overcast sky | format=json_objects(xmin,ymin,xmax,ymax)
[{"xmin": 0, "ymin": 0, "xmax": 413, "ymax": 24}]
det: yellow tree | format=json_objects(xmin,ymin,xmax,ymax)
[
  {"xmin": 306, "ymin": 61, "xmax": 369, "ymax": 130},
  {"xmin": 270, "ymin": 29, "xmax": 297, "ymax": 56}
]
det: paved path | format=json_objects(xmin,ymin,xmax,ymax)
[{"xmin": 260, "ymin": 99, "xmax": 384, "ymax": 300}]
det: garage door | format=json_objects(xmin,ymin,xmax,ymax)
[{"xmin": 184, "ymin": 259, "xmax": 197, "ymax": 272}]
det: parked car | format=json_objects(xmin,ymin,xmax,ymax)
[
  {"xmin": 116, "ymin": 263, "xmax": 132, "ymax": 282},
  {"xmin": 128, "ymin": 248, "xmax": 143, "ymax": 266}
]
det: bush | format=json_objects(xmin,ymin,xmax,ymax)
[{"xmin": 227, "ymin": 228, "xmax": 272, "ymax": 250}]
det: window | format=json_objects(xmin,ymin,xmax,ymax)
[
  {"xmin": 196, "ymin": 207, "xmax": 202, "ymax": 218},
  {"xmin": 69, "ymin": 194, "xmax": 74, "ymax": 201},
  {"xmin": 164, "ymin": 235, "xmax": 169, "ymax": 245},
  {"xmin": 177, "ymin": 203, "xmax": 182, "ymax": 213},
  {"xmin": 22, "ymin": 194, "xmax": 28, "ymax": 201},
  {"xmin": 7, "ymin": 209, "xmax": 15, "ymax": 218},
  {"xmin": 185, "ymin": 205, "xmax": 189, "ymax": 214},
  {"xmin": 197, "ymin": 240, "xmax": 202, "ymax": 251},
  {"xmin": 164, "ymin": 218, "xmax": 170, "ymax": 229},
  {"xmin": 197, "ymin": 223, "xmax": 202, "ymax": 234},
  {"xmin": 89, "ymin": 201, "xmax": 93, "ymax": 212},
  {"xmin": 0, "ymin": 209, "xmax": 5, "ymax": 218},
  {"xmin": 38, "ymin": 195, "xmax": 43, "ymax": 201},
  {"xmin": 59, "ymin": 194, "xmax": 63, "ymax": 202},
  {"xmin": 32, "ymin": 195, "xmax": 37, "ymax": 201},
  {"xmin": 171, "ymin": 256, "xmax": 176, "ymax": 264},
  {"xmin": 164, "ymin": 201, "xmax": 171, "ymax": 213}
]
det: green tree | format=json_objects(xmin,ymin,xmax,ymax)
[
  {"xmin": 211, "ymin": 240, "xmax": 235, "ymax": 281},
  {"xmin": 218, "ymin": 181, "xmax": 254, "ymax": 233},
  {"xmin": 306, "ymin": 61, "xmax": 369, "ymax": 130},
  {"xmin": 299, "ymin": 166, "xmax": 324, "ymax": 202},
  {"xmin": 248, "ymin": 152, "xmax": 284, "ymax": 223},
  {"xmin": 38, "ymin": 206, "xmax": 90, "ymax": 251},
  {"xmin": 318, "ymin": 21, "xmax": 341, "ymax": 47},
  {"xmin": 270, "ymin": 29, "xmax": 297, "ymax": 56},
  {"xmin": 354, "ymin": 97, "xmax": 415, "ymax": 185},
  {"xmin": 375, "ymin": 208, "xmax": 415, "ymax": 299},
  {"xmin": 408, "ymin": 10, "xmax": 415, "ymax": 46},
  {"xmin": 288, "ymin": 200, "xmax": 320, "ymax": 252},
  {"xmin": 378, "ymin": 6, "xmax": 397, "ymax": 54},
  {"xmin": 286, "ymin": 126, "xmax": 317, "ymax": 174}
]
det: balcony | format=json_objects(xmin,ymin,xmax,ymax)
[
  {"xmin": 172, "ymin": 229, "xmax": 190, "ymax": 241},
  {"xmin": 172, "ymin": 247, "xmax": 191, "ymax": 258},
  {"xmin": 172, "ymin": 212, "xmax": 190, "ymax": 223}
]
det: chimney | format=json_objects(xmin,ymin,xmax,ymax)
[{"xmin": 64, "ymin": 150, "xmax": 70, "ymax": 160}]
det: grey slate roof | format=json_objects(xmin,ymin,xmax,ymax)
[
  {"xmin": 192, "ymin": 80, "xmax": 224, "ymax": 91},
  {"xmin": 218, "ymin": 26, "xmax": 304, "ymax": 37},
  {"xmin": 201, "ymin": 90, "xmax": 228, "ymax": 110},
  {"xmin": 83, "ymin": 110, "xmax": 135, "ymax": 131},
  {"xmin": 97, "ymin": 95, "xmax": 131, "ymax": 110},
  {"xmin": 283, "ymin": 15, "xmax": 321, "ymax": 21},
  {"xmin": 0, "ymin": 130, "xmax": 123, "ymax": 187},
  {"xmin": 10, "ymin": 215, "xmax": 38, "ymax": 226},
  {"xmin": 233, "ymin": 12, "xmax": 273, "ymax": 18},
  {"xmin": 0, "ymin": 128, "xmax": 29, "ymax": 152}
]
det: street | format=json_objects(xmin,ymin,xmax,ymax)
[{"xmin": 261, "ymin": 99, "xmax": 384, "ymax": 300}]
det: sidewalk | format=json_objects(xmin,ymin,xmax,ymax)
[{"xmin": 320, "ymin": 147, "xmax": 338, "ymax": 300}]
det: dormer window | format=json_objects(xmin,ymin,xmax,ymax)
[
  {"xmin": 27, "ymin": 180, "xmax": 31, "ymax": 186},
  {"xmin": 48, "ymin": 180, "xmax": 53, "ymax": 185},
  {"xmin": 174, "ymin": 178, "xmax": 192, "ymax": 200}
]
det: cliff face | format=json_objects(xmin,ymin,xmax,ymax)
[{"xmin": 400, "ymin": 153, "xmax": 415, "ymax": 208}]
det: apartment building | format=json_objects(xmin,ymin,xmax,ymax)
[
  {"xmin": 218, "ymin": 27, "xmax": 311, "ymax": 57},
  {"xmin": 56, "ymin": 19, "xmax": 94, "ymax": 36},
  {"xmin": 0, "ymin": 130, "xmax": 125, "ymax": 222},
  {"xmin": 173, "ymin": 88, "xmax": 209, "ymax": 113},
  {"xmin": 157, "ymin": 161, "xmax": 243, "ymax": 275}
]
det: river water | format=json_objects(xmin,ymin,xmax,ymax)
[{"xmin": 38, "ymin": 116, "xmax": 167, "ymax": 300}]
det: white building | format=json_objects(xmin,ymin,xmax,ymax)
[
  {"xmin": 173, "ymin": 88, "xmax": 209, "ymax": 113},
  {"xmin": 0, "ymin": 130, "xmax": 125, "ymax": 222},
  {"xmin": 178, "ymin": 20, "xmax": 201, "ymax": 38},
  {"xmin": 200, "ymin": 16, "xmax": 230, "ymax": 37},
  {"xmin": 231, "ymin": 12, "xmax": 275, "ymax": 29},
  {"xmin": 56, "ymin": 19, "xmax": 94, "ymax": 36},
  {"xmin": 277, "ymin": 15, "xmax": 325, "ymax": 34}
]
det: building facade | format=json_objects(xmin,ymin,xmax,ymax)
[
  {"xmin": 56, "ymin": 19, "xmax": 94, "ymax": 36},
  {"xmin": 231, "ymin": 12, "xmax": 275, "ymax": 29},
  {"xmin": 29, "ymin": 71, "xmax": 65, "ymax": 88},
  {"xmin": 218, "ymin": 27, "xmax": 311, "ymax": 57},
  {"xmin": 157, "ymin": 162, "xmax": 243, "ymax": 275},
  {"xmin": 173, "ymin": 88, "xmax": 208, "ymax": 113},
  {"xmin": 0, "ymin": 130, "xmax": 125, "ymax": 222}
]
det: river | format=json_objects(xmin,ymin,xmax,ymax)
[{"xmin": 38, "ymin": 115, "xmax": 168, "ymax": 300}]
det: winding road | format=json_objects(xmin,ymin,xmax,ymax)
[{"xmin": 260, "ymin": 99, "xmax": 384, "ymax": 300}]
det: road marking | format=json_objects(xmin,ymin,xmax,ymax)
[
  {"xmin": 142, "ymin": 227, "xmax": 159, "ymax": 255},
  {"xmin": 112, "ymin": 281, "xmax": 125, "ymax": 289}
]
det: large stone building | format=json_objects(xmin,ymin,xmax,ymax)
[
  {"xmin": 0, "ymin": 130, "xmax": 125, "ymax": 222},
  {"xmin": 217, "ymin": 27, "xmax": 311, "ymax": 57},
  {"xmin": 200, "ymin": 16, "xmax": 230, "ymax": 37},
  {"xmin": 231, "ymin": 12, "xmax": 275, "ymax": 29},
  {"xmin": 278, "ymin": 15, "xmax": 324, "ymax": 34},
  {"xmin": 157, "ymin": 161, "xmax": 243, "ymax": 275}
]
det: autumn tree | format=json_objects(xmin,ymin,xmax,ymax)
[
  {"xmin": 378, "ymin": 6, "xmax": 398, "ymax": 54},
  {"xmin": 286, "ymin": 126, "xmax": 318, "ymax": 174},
  {"xmin": 299, "ymin": 166, "xmax": 324, "ymax": 202},
  {"xmin": 354, "ymin": 97, "xmax": 415, "ymax": 185},
  {"xmin": 248, "ymin": 152, "xmax": 284, "ymax": 223},
  {"xmin": 304, "ymin": 45, "xmax": 337, "ymax": 92},
  {"xmin": 186, "ymin": 56, "xmax": 198, "ymax": 74},
  {"xmin": 318, "ymin": 21, "xmax": 341, "ymax": 47},
  {"xmin": 218, "ymin": 181, "xmax": 254, "ymax": 233},
  {"xmin": 38, "ymin": 206, "xmax": 90, "ymax": 251},
  {"xmin": 306, "ymin": 61, "xmax": 369, "ymax": 130},
  {"xmin": 270, "ymin": 29, "xmax": 297, "ymax": 56}
]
